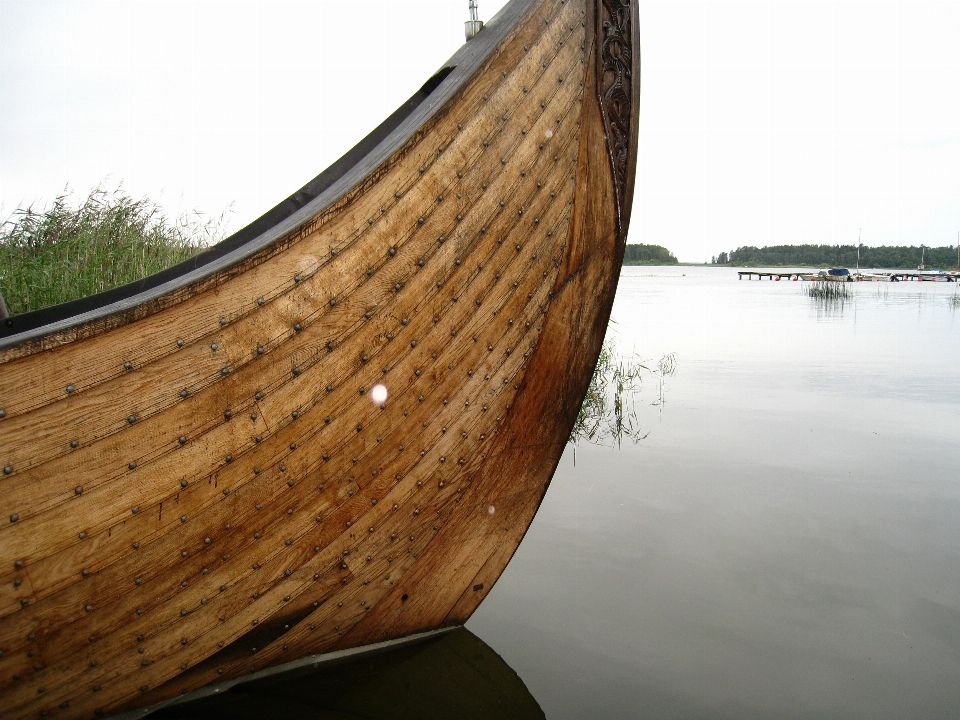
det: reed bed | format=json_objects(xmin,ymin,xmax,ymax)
[
  {"xmin": 0, "ymin": 186, "xmax": 228, "ymax": 315},
  {"xmin": 803, "ymin": 279, "xmax": 852, "ymax": 300}
]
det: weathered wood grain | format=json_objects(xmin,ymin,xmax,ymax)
[{"xmin": 0, "ymin": 0, "xmax": 638, "ymax": 717}]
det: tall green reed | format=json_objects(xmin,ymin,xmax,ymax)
[
  {"xmin": 803, "ymin": 279, "xmax": 851, "ymax": 301},
  {"xmin": 571, "ymin": 339, "xmax": 677, "ymax": 447},
  {"xmin": 0, "ymin": 186, "xmax": 229, "ymax": 315}
]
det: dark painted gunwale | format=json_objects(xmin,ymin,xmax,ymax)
[{"xmin": 0, "ymin": 0, "xmax": 538, "ymax": 349}]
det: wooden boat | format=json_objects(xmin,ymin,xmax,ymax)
[{"xmin": 0, "ymin": 0, "xmax": 639, "ymax": 717}]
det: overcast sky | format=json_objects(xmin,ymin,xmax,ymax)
[{"xmin": 2, "ymin": 0, "xmax": 958, "ymax": 263}]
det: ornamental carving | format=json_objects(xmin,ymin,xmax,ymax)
[{"xmin": 597, "ymin": 0, "xmax": 635, "ymax": 234}]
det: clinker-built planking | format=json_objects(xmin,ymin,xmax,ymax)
[{"xmin": 0, "ymin": 0, "xmax": 639, "ymax": 717}]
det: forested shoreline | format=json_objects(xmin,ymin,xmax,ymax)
[
  {"xmin": 623, "ymin": 243, "xmax": 678, "ymax": 265},
  {"xmin": 711, "ymin": 244, "xmax": 959, "ymax": 269}
]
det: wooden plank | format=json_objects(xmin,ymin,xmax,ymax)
[{"xmin": 0, "ymin": 0, "xmax": 642, "ymax": 716}]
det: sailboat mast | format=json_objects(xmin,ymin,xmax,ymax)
[{"xmin": 856, "ymin": 228, "xmax": 861, "ymax": 276}]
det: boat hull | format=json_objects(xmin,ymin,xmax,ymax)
[{"xmin": 0, "ymin": 1, "xmax": 639, "ymax": 717}]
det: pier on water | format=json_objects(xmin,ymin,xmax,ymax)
[
  {"xmin": 738, "ymin": 271, "xmax": 959, "ymax": 282},
  {"xmin": 738, "ymin": 271, "xmax": 803, "ymax": 281}
]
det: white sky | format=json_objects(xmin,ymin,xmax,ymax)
[{"xmin": 1, "ymin": 0, "xmax": 958, "ymax": 263}]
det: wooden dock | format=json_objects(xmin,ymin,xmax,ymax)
[
  {"xmin": 738, "ymin": 272, "xmax": 803, "ymax": 281},
  {"xmin": 887, "ymin": 272, "xmax": 959, "ymax": 282},
  {"xmin": 738, "ymin": 271, "xmax": 959, "ymax": 282}
]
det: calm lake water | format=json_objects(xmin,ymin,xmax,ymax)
[
  {"xmin": 156, "ymin": 266, "xmax": 960, "ymax": 719},
  {"xmin": 468, "ymin": 266, "xmax": 960, "ymax": 719}
]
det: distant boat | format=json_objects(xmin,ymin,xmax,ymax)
[
  {"xmin": 854, "ymin": 272, "xmax": 893, "ymax": 282},
  {"xmin": 0, "ymin": 0, "xmax": 640, "ymax": 718},
  {"xmin": 816, "ymin": 268, "xmax": 853, "ymax": 282}
]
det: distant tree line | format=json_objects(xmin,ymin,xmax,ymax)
[
  {"xmin": 710, "ymin": 244, "xmax": 960, "ymax": 269},
  {"xmin": 623, "ymin": 243, "xmax": 678, "ymax": 265}
]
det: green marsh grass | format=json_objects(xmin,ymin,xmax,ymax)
[
  {"xmin": 803, "ymin": 279, "xmax": 852, "ymax": 301},
  {"xmin": 571, "ymin": 340, "xmax": 677, "ymax": 447},
  {"xmin": 0, "ymin": 187, "xmax": 228, "ymax": 315}
]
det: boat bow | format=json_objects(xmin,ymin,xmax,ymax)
[{"xmin": 0, "ymin": 1, "xmax": 638, "ymax": 717}]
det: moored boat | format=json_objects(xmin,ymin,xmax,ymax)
[
  {"xmin": 798, "ymin": 268, "xmax": 851, "ymax": 281},
  {"xmin": 0, "ymin": 1, "xmax": 639, "ymax": 718},
  {"xmin": 820, "ymin": 268, "xmax": 853, "ymax": 281}
]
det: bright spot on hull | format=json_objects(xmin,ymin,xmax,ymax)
[{"xmin": 370, "ymin": 384, "xmax": 388, "ymax": 404}]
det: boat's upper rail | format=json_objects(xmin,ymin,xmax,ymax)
[{"xmin": 0, "ymin": 0, "xmax": 538, "ymax": 349}]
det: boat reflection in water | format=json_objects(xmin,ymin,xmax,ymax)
[{"xmin": 145, "ymin": 628, "xmax": 542, "ymax": 720}]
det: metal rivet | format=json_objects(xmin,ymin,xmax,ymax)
[
  {"xmin": 127, "ymin": 415, "xmax": 136, "ymax": 425},
  {"xmin": 70, "ymin": 439, "xmax": 79, "ymax": 449},
  {"xmin": 66, "ymin": 384, "xmax": 75, "ymax": 393},
  {"xmin": 220, "ymin": 317, "xmax": 227, "ymax": 326},
  {"xmin": 129, "ymin": 462, "xmax": 137, "ymax": 470},
  {"xmin": 82, "ymin": 569, "xmax": 90, "ymax": 577},
  {"xmin": 177, "ymin": 338, "xmax": 184, "ymax": 347}
]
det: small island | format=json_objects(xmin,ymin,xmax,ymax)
[{"xmin": 623, "ymin": 243, "xmax": 679, "ymax": 265}]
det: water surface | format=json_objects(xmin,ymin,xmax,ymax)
[{"xmin": 468, "ymin": 266, "xmax": 960, "ymax": 719}]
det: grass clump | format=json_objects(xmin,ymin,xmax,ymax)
[
  {"xmin": 0, "ymin": 186, "xmax": 228, "ymax": 315},
  {"xmin": 804, "ymin": 279, "xmax": 851, "ymax": 301},
  {"xmin": 571, "ymin": 340, "xmax": 677, "ymax": 447}
]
